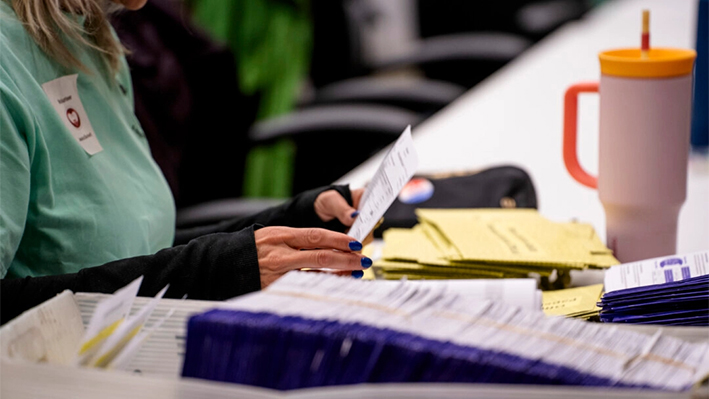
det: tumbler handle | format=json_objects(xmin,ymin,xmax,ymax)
[{"xmin": 563, "ymin": 82, "xmax": 599, "ymax": 189}]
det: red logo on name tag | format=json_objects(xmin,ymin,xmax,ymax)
[{"xmin": 66, "ymin": 108, "xmax": 81, "ymax": 128}]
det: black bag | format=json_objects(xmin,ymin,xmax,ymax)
[{"xmin": 374, "ymin": 165, "xmax": 538, "ymax": 237}]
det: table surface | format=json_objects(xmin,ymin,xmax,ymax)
[
  {"xmin": 336, "ymin": 0, "xmax": 709, "ymax": 255},
  {"xmin": 2, "ymin": 360, "xmax": 705, "ymax": 399}
]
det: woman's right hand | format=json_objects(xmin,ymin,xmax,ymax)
[{"xmin": 254, "ymin": 226, "xmax": 372, "ymax": 289}]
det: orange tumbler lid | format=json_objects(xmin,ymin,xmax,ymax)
[{"xmin": 599, "ymin": 48, "xmax": 696, "ymax": 78}]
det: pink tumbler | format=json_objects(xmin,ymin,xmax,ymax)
[{"xmin": 563, "ymin": 48, "xmax": 696, "ymax": 263}]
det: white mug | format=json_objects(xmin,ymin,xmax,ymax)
[{"xmin": 563, "ymin": 48, "xmax": 696, "ymax": 263}]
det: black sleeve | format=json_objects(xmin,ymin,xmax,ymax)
[
  {"xmin": 1, "ymin": 226, "xmax": 260, "ymax": 325},
  {"xmin": 174, "ymin": 184, "xmax": 353, "ymax": 245}
]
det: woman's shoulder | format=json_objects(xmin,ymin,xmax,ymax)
[
  {"xmin": 0, "ymin": 2, "xmax": 73, "ymax": 93},
  {"xmin": 0, "ymin": 2, "xmax": 55, "ymax": 133},
  {"xmin": 0, "ymin": 0, "xmax": 16, "ymax": 20},
  {"xmin": 0, "ymin": 3, "xmax": 32, "ymax": 85},
  {"xmin": 0, "ymin": 2, "xmax": 39, "ymax": 65},
  {"xmin": 0, "ymin": 1, "xmax": 26, "ymax": 40}
]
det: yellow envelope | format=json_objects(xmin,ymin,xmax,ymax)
[
  {"xmin": 415, "ymin": 209, "xmax": 617, "ymax": 268},
  {"xmin": 542, "ymin": 284, "xmax": 604, "ymax": 317},
  {"xmin": 374, "ymin": 259, "xmax": 506, "ymax": 278}
]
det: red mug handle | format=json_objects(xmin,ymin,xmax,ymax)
[{"xmin": 563, "ymin": 82, "xmax": 599, "ymax": 189}]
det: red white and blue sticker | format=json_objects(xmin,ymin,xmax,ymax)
[{"xmin": 398, "ymin": 178, "xmax": 434, "ymax": 204}]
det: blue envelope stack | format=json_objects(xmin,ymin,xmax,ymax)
[
  {"xmin": 179, "ymin": 272, "xmax": 709, "ymax": 392},
  {"xmin": 182, "ymin": 309, "xmax": 623, "ymax": 390},
  {"xmin": 598, "ymin": 274, "xmax": 709, "ymax": 326}
]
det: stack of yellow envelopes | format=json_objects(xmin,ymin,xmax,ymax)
[
  {"xmin": 542, "ymin": 284, "xmax": 605, "ymax": 320},
  {"xmin": 373, "ymin": 209, "xmax": 619, "ymax": 282}
]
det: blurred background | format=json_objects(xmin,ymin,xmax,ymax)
[{"xmin": 109, "ymin": 0, "xmax": 606, "ymax": 228}]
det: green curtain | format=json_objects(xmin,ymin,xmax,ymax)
[{"xmin": 189, "ymin": 0, "xmax": 312, "ymax": 198}]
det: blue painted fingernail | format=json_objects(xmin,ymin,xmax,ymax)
[
  {"xmin": 350, "ymin": 211, "xmax": 360, "ymax": 218},
  {"xmin": 361, "ymin": 257, "xmax": 372, "ymax": 269},
  {"xmin": 351, "ymin": 270, "xmax": 364, "ymax": 279},
  {"xmin": 349, "ymin": 241, "xmax": 362, "ymax": 251}
]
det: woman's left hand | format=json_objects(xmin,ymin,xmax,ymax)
[
  {"xmin": 314, "ymin": 188, "xmax": 373, "ymax": 245},
  {"xmin": 314, "ymin": 188, "xmax": 363, "ymax": 225}
]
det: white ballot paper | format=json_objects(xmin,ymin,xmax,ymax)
[
  {"xmin": 74, "ymin": 276, "xmax": 143, "ymax": 366},
  {"xmin": 73, "ymin": 276, "xmax": 172, "ymax": 369},
  {"xmin": 604, "ymin": 250, "xmax": 709, "ymax": 293},
  {"xmin": 348, "ymin": 125, "xmax": 418, "ymax": 242},
  {"xmin": 407, "ymin": 278, "xmax": 542, "ymax": 311},
  {"xmin": 89, "ymin": 285, "xmax": 169, "ymax": 367}
]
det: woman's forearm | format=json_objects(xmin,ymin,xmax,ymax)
[{"xmin": 1, "ymin": 227, "xmax": 261, "ymax": 325}]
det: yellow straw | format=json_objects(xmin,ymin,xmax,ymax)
[{"xmin": 641, "ymin": 10, "xmax": 650, "ymax": 59}]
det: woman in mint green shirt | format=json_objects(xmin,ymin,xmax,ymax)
[{"xmin": 0, "ymin": 0, "xmax": 371, "ymax": 324}]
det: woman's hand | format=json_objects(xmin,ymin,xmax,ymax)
[
  {"xmin": 313, "ymin": 188, "xmax": 364, "ymax": 225},
  {"xmin": 313, "ymin": 188, "xmax": 375, "ymax": 245},
  {"xmin": 255, "ymin": 226, "xmax": 372, "ymax": 289}
]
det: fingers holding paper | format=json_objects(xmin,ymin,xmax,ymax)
[
  {"xmin": 254, "ymin": 226, "xmax": 372, "ymax": 289},
  {"xmin": 313, "ymin": 188, "xmax": 374, "ymax": 245},
  {"xmin": 313, "ymin": 188, "xmax": 364, "ymax": 226}
]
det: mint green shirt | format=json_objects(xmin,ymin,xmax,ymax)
[{"xmin": 0, "ymin": 3, "xmax": 176, "ymax": 278}]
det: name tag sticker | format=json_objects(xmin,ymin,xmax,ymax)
[{"xmin": 42, "ymin": 74, "xmax": 103, "ymax": 155}]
